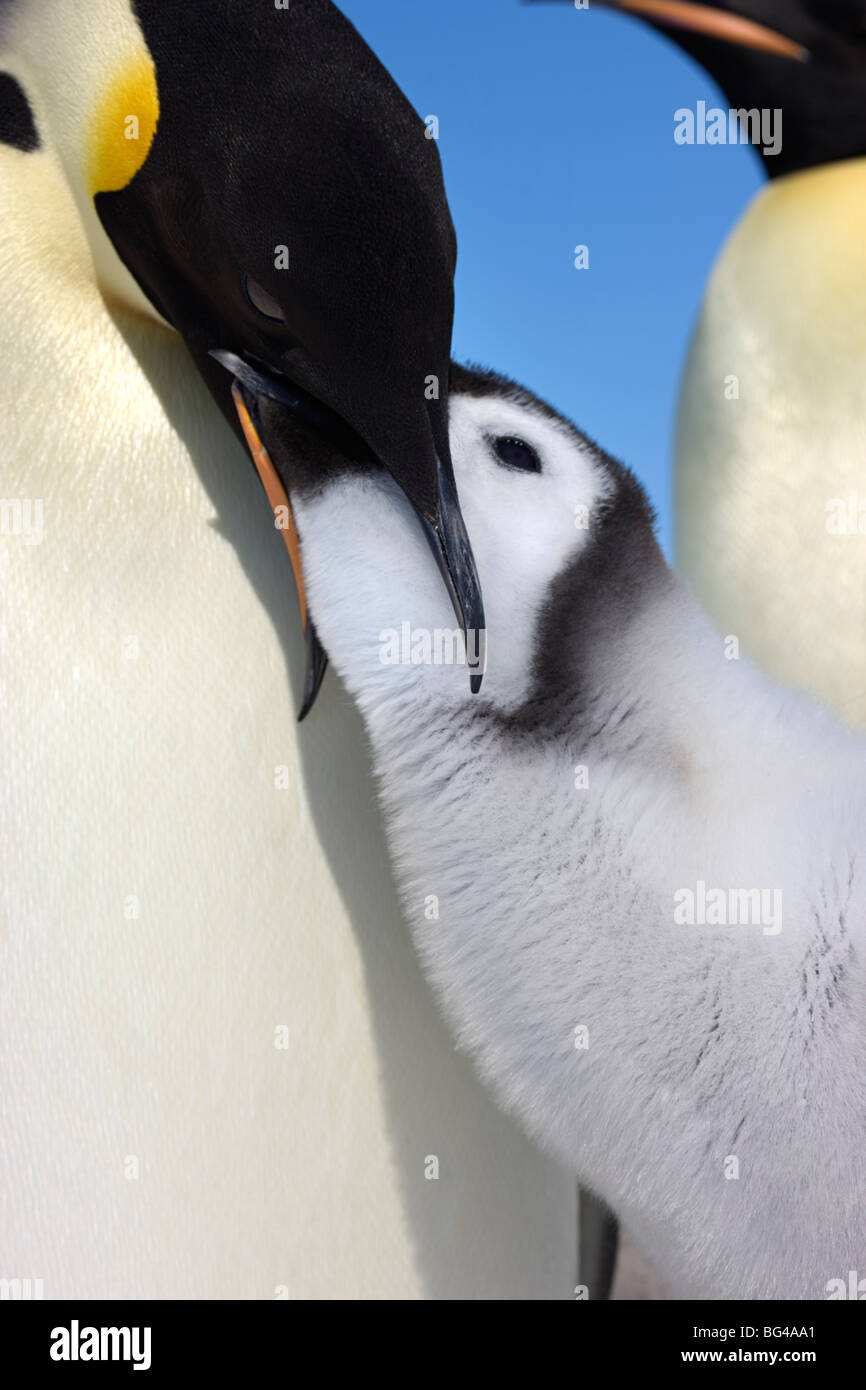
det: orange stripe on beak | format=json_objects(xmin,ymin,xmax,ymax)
[
  {"xmin": 611, "ymin": 1, "xmax": 809, "ymax": 61},
  {"xmin": 231, "ymin": 380, "xmax": 309, "ymax": 631}
]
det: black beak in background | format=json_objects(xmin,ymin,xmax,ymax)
[{"xmin": 210, "ymin": 350, "xmax": 486, "ymax": 713}]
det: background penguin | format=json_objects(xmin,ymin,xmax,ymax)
[
  {"xmin": 291, "ymin": 361, "xmax": 866, "ymax": 1300},
  {"xmin": 0, "ymin": 1, "xmax": 575, "ymax": 1298},
  {"xmin": 538, "ymin": 0, "xmax": 866, "ymax": 726}
]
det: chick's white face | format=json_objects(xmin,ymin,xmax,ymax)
[
  {"xmin": 448, "ymin": 391, "xmax": 610, "ymax": 703},
  {"xmin": 294, "ymin": 385, "xmax": 611, "ymax": 711}
]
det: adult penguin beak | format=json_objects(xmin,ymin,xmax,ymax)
[
  {"xmin": 415, "ymin": 455, "xmax": 486, "ymax": 696},
  {"xmin": 225, "ymin": 371, "xmax": 327, "ymax": 720},
  {"xmin": 210, "ymin": 351, "xmax": 486, "ymax": 716},
  {"xmin": 562, "ymin": 2, "xmax": 809, "ymax": 61}
]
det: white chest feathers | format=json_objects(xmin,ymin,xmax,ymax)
[
  {"xmin": 0, "ymin": 150, "xmax": 577, "ymax": 1297},
  {"xmin": 676, "ymin": 158, "xmax": 866, "ymax": 728}
]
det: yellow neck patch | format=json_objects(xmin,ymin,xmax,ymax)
[{"xmin": 87, "ymin": 53, "xmax": 159, "ymax": 196}]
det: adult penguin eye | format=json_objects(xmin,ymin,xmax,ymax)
[
  {"xmin": 243, "ymin": 273, "xmax": 287, "ymax": 324},
  {"xmin": 491, "ymin": 435, "xmax": 541, "ymax": 473}
]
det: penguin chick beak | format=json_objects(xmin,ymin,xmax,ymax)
[
  {"xmin": 593, "ymin": 2, "xmax": 809, "ymax": 60},
  {"xmin": 209, "ymin": 350, "xmax": 486, "ymax": 711}
]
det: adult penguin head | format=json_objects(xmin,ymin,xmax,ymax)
[
  {"xmin": 535, "ymin": 2, "xmax": 866, "ymax": 178},
  {"xmin": 86, "ymin": 0, "xmax": 483, "ymax": 713}
]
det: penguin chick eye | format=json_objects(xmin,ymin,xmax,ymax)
[
  {"xmin": 491, "ymin": 435, "xmax": 541, "ymax": 473},
  {"xmin": 243, "ymin": 274, "xmax": 287, "ymax": 324}
]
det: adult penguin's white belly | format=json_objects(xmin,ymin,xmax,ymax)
[
  {"xmin": 0, "ymin": 95, "xmax": 575, "ymax": 1303},
  {"xmin": 675, "ymin": 159, "xmax": 866, "ymax": 727}
]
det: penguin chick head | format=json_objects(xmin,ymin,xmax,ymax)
[{"xmin": 291, "ymin": 363, "xmax": 667, "ymax": 718}]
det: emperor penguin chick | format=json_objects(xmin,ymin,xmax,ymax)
[{"xmin": 291, "ymin": 364, "xmax": 866, "ymax": 1302}]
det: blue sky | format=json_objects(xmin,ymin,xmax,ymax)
[{"xmin": 339, "ymin": 0, "xmax": 764, "ymax": 553}]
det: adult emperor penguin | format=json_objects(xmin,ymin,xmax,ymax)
[
  {"xmin": 540, "ymin": 1, "xmax": 866, "ymax": 726},
  {"xmin": 0, "ymin": 1, "xmax": 575, "ymax": 1298},
  {"xmin": 291, "ymin": 362, "xmax": 866, "ymax": 1300}
]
